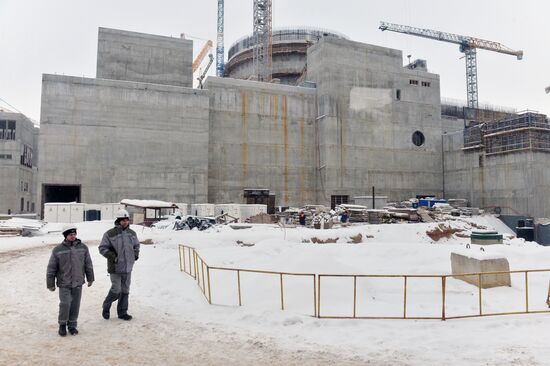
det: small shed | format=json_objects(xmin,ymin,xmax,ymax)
[{"xmin": 120, "ymin": 199, "xmax": 178, "ymax": 226}]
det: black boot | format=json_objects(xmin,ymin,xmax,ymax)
[
  {"xmin": 102, "ymin": 307, "xmax": 110, "ymax": 320},
  {"xmin": 58, "ymin": 324, "xmax": 67, "ymax": 337},
  {"xmin": 68, "ymin": 327, "xmax": 78, "ymax": 335},
  {"xmin": 118, "ymin": 313, "xmax": 132, "ymax": 321}
]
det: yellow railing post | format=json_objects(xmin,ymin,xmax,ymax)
[
  {"xmin": 178, "ymin": 245, "xmax": 183, "ymax": 272},
  {"xmin": 280, "ymin": 273, "xmax": 284, "ymax": 310},
  {"xmin": 237, "ymin": 270, "xmax": 242, "ymax": 306},
  {"xmin": 318, "ymin": 276, "xmax": 322, "ymax": 318},
  {"xmin": 353, "ymin": 275, "xmax": 357, "ymax": 318},
  {"xmin": 313, "ymin": 275, "xmax": 317, "ymax": 317},
  {"xmin": 207, "ymin": 266, "xmax": 212, "ymax": 304},
  {"xmin": 478, "ymin": 273, "xmax": 483, "ymax": 316},
  {"xmin": 183, "ymin": 247, "xmax": 187, "ymax": 273},
  {"xmin": 441, "ymin": 276, "xmax": 446, "ymax": 321},
  {"xmin": 188, "ymin": 248, "xmax": 192, "ymax": 276},
  {"xmin": 200, "ymin": 258, "xmax": 206, "ymax": 293},
  {"xmin": 525, "ymin": 271, "xmax": 529, "ymax": 313},
  {"xmin": 403, "ymin": 276, "xmax": 408, "ymax": 319}
]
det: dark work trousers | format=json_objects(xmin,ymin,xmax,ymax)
[
  {"xmin": 58, "ymin": 286, "xmax": 82, "ymax": 327},
  {"xmin": 102, "ymin": 273, "xmax": 132, "ymax": 316}
]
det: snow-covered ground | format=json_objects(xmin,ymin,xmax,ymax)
[{"xmin": 1, "ymin": 215, "xmax": 550, "ymax": 365}]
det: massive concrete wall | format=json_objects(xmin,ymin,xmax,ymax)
[
  {"xmin": 96, "ymin": 28, "xmax": 193, "ymax": 87},
  {"xmin": 443, "ymin": 132, "xmax": 550, "ymax": 218},
  {"xmin": 206, "ymin": 77, "xmax": 317, "ymax": 206},
  {"xmin": 0, "ymin": 112, "xmax": 38, "ymax": 214},
  {"xmin": 306, "ymin": 38, "xmax": 444, "ymax": 205},
  {"xmin": 38, "ymin": 75, "xmax": 209, "ymax": 206}
]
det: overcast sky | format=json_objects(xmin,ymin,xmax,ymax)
[{"xmin": 1, "ymin": 0, "xmax": 549, "ymax": 121}]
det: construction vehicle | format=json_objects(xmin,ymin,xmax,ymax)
[
  {"xmin": 379, "ymin": 21, "xmax": 523, "ymax": 109},
  {"xmin": 192, "ymin": 40, "xmax": 213, "ymax": 73},
  {"xmin": 197, "ymin": 54, "xmax": 214, "ymax": 89}
]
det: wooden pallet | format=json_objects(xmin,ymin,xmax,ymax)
[{"xmin": 0, "ymin": 227, "xmax": 22, "ymax": 236}]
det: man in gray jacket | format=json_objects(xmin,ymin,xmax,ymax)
[
  {"xmin": 99, "ymin": 209, "xmax": 140, "ymax": 321},
  {"xmin": 47, "ymin": 225, "xmax": 94, "ymax": 336}
]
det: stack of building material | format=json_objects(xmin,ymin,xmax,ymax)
[
  {"xmin": 367, "ymin": 209, "xmax": 387, "ymax": 224},
  {"xmin": 387, "ymin": 208, "xmax": 419, "ymax": 221},
  {"xmin": 418, "ymin": 209, "xmax": 435, "ymax": 223},
  {"xmin": 338, "ymin": 204, "xmax": 369, "ymax": 222}
]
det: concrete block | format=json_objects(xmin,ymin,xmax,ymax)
[{"xmin": 451, "ymin": 252, "xmax": 511, "ymax": 288}]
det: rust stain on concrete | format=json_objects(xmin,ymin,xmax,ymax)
[
  {"xmin": 282, "ymin": 95, "xmax": 289, "ymax": 205},
  {"xmin": 299, "ymin": 96, "xmax": 305, "ymax": 204},
  {"xmin": 241, "ymin": 91, "xmax": 248, "ymax": 182}
]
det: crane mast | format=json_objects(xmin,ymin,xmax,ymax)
[
  {"xmin": 252, "ymin": 0, "xmax": 272, "ymax": 82},
  {"xmin": 216, "ymin": 0, "xmax": 224, "ymax": 77},
  {"xmin": 379, "ymin": 21, "xmax": 523, "ymax": 109}
]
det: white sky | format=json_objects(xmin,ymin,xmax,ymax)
[{"xmin": 1, "ymin": 0, "xmax": 549, "ymax": 121}]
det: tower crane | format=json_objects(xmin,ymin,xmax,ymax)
[
  {"xmin": 216, "ymin": 0, "xmax": 224, "ymax": 77},
  {"xmin": 379, "ymin": 21, "xmax": 523, "ymax": 109},
  {"xmin": 252, "ymin": 0, "xmax": 272, "ymax": 82}
]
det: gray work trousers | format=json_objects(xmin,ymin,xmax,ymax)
[
  {"xmin": 102, "ymin": 273, "xmax": 132, "ymax": 316},
  {"xmin": 58, "ymin": 286, "xmax": 82, "ymax": 327}
]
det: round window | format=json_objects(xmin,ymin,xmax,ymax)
[{"xmin": 412, "ymin": 131, "xmax": 425, "ymax": 147}]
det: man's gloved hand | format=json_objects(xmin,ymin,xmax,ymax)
[
  {"xmin": 87, "ymin": 281, "xmax": 93, "ymax": 287},
  {"xmin": 134, "ymin": 255, "xmax": 139, "ymax": 261},
  {"xmin": 48, "ymin": 287, "xmax": 55, "ymax": 292}
]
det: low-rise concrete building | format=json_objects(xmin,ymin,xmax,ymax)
[{"xmin": 0, "ymin": 110, "xmax": 39, "ymax": 214}]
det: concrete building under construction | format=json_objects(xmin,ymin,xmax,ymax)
[{"xmin": 30, "ymin": 26, "xmax": 550, "ymax": 219}]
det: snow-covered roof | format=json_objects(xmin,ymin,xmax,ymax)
[{"xmin": 120, "ymin": 199, "xmax": 177, "ymax": 208}]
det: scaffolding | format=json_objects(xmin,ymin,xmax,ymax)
[{"xmin": 463, "ymin": 112, "xmax": 550, "ymax": 155}]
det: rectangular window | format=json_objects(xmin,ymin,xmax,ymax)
[
  {"xmin": 7, "ymin": 120, "xmax": 16, "ymax": 140},
  {"xmin": 396, "ymin": 89, "xmax": 401, "ymax": 100},
  {"xmin": 422, "ymin": 81, "xmax": 431, "ymax": 87},
  {"xmin": 0, "ymin": 154, "xmax": 12, "ymax": 159},
  {"xmin": 331, "ymin": 195, "xmax": 349, "ymax": 209},
  {"xmin": 409, "ymin": 79, "xmax": 418, "ymax": 86},
  {"xmin": 20, "ymin": 145, "xmax": 32, "ymax": 168},
  {"xmin": 0, "ymin": 120, "xmax": 5, "ymax": 139}
]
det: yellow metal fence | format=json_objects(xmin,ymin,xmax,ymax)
[{"xmin": 178, "ymin": 244, "xmax": 550, "ymax": 320}]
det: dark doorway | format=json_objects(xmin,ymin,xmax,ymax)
[{"xmin": 42, "ymin": 184, "xmax": 81, "ymax": 217}]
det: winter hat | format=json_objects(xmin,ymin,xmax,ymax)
[
  {"xmin": 62, "ymin": 224, "xmax": 77, "ymax": 238},
  {"xmin": 115, "ymin": 209, "xmax": 130, "ymax": 224}
]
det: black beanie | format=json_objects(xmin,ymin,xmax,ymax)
[{"xmin": 63, "ymin": 228, "xmax": 77, "ymax": 238}]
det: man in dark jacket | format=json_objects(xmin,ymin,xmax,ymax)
[
  {"xmin": 47, "ymin": 225, "xmax": 94, "ymax": 336},
  {"xmin": 99, "ymin": 209, "xmax": 140, "ymax": 321}
]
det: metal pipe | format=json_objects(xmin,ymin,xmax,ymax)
[
  {"xmin": 353, "ymin": 275, "xmax": 357, "ymax": 318},
  {"xmin": 478, "ymin": 274, "xmax": 483, "ymax": 316},
  {"xmin": 280, "ymin": 273, "xmax": 284, "ymax": 310},
  {"xmin": 207, "ymin": 267, "xmax": 212, "ymax": 304},
  {"xmin": 318, "ymin": 275, "xmax": 321, "ymax": 317},
  {"xmin": 237, "ymin": 270, "xmax": 242, "ymax": 306},
  {"xmin": 442, "ymin": 276, "xmax": 446, "ymax": 321},
  {"xmin": 201, "ymin": 258, "xmax": 206, "ymax": 293},
  {"xmin": 313, "ymin": 275, "xmax": 317, "ymax": 317},
  {"xmin": 525, "ymin": 271, "xmax": 529, "ymax": 313},
  {"xmin": 178, "ymin": 245, "xmax": 183, "ymax": 272},
  {"xmin": 403, "ymin": 276, "xmax": 408, "ymax": 319}
]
